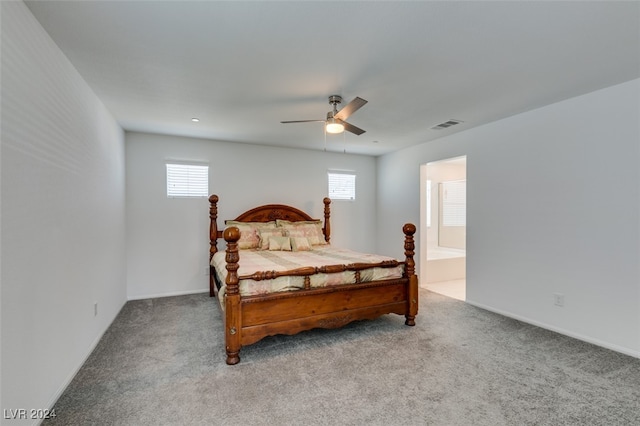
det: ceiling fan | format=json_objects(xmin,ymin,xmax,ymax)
[{"xmin": 281, "ymin": 95, "xmax": 368, "ymax": 135}]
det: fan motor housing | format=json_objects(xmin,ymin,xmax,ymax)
[{"xmin": 328, "ymin": 95, "xmax": 343, "ymax": 107}]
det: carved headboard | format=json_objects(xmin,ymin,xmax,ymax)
[
  {"xmin": 209, "ymin": 195, "xmax": 331, "ymax": 259},
  {"xmin": 235, "ymin": 204, "xmax": 316, "ymax": 222}
]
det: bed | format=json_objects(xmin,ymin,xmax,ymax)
[{"xmin": 209, "ymin": 194, "xmax": 418, "ymax": 365}]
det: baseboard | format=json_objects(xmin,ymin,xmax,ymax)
[
  {"xmin": 466, "ymin": 299, "xmax": 640, "ymax": 360},
  {"xmin": 39, "ymin": 290, "xmax": 209, "ymax": 424},
  {"xmin": 40, "ymin": 299, "xmax": 127, "ymax": 426},
  {"xmin": 127, "ymin": 288, "xmax": 209, "ymax": 301}
]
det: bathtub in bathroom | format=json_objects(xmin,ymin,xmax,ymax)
[{"xmin": 425, "ymin": 247, "xmax": 466, "ymax": 283}]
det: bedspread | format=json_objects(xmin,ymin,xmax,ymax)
[{"xmin": 212, "ymin": 246, "xmax": 404, "ymax": 303}]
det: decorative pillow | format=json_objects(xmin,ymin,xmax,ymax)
[
  {"xmin": 276, "ymin": 220, "xmax": 327, "ymax": 245},
  {"xmin": 225, "ymin": 220, "xmax": 277, "ymax": 229},
  {"xmin": 225, "ymin": 221, "xmax": 277, "ymax": 250},
  {"xmin": 276, "ymin": 219, "xmax": 321, "ymax": 227},
  {"xmin": 268, "ymin": 236, "xmax": 292, "ymax": 251},
  {"xmin": 290, "ymin": 237, "xmax": 312, "ymax": 252},
  {"xmin": 258, "ymin": 228, "xmax": 284, "ymax": 250}
]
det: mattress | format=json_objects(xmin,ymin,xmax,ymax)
[{"xmin": 212, "ymin": 246, "xmax": 404, "ymax": 304}]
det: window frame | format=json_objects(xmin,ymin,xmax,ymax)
[
  {"xmin": 165, "ymin": 161, "xmax": 209, "ymax": 198},
  {"xmin": 426, "ymin": 179, "xmax": 432, "ymax": 227},
  {"xmin": 327, "ymin": 171, "xmax": 356, "ymax": 201}
]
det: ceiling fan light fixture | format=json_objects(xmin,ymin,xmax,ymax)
[
  {"xmin": 325, "ymin": 117, "xmax": 344, "ymax": 134},
  {"xmin": 282, "ymin": 95, "xmax": 366, "ymax": 135}
]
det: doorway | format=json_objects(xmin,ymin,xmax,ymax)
[{"xmin": 420, "ymin": 156, "xmax": 466, "ymax": 300}]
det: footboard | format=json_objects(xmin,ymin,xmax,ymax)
[
  {"xmin": 239, "ymin": 280, "xmax": 411, "ymax": 347},
  {"xmin": 221, "ymin": 224, "xmax": 418, "ymax": 365}
]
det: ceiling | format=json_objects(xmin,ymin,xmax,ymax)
[{"xmin": 25, "ymin": 1, "xmax": 640, "ymax": 156}]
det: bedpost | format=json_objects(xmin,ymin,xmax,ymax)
[
  {"xmin": 323, "ymin": 197, "xmax": 331, "ymax": 243},
  {"xmin": 209, "ymin": 194, "xmax": 219, "ymax": 297},
  {"xmin": 223, "ymin": 226, "xmax": 242, "ymax": 365},
  {"xmin": 403, "ymin": 223, "xmax": 418, "ymax": 326}
]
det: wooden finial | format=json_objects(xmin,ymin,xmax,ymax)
[
  {"xmin": 403, "ymin": 223, "xmax": 416, "ymax": 277},
  {"xmin": 403, "ymin": 222, "xmax": 416, "ymax": 236},
  {"xmin": 209, "ymin": 195, "xmax": 219, "ymax": 297},
  {"xmin": 323, "ymin": 197, "xmax": 331, "ymax": 243},
  {"xmin": 209, "ymin": 194, "xmax": 219, "ymax": 259},
  {"xmin": 224, "ymin": 226, "xmax": 241, "ymax": 296},
  {"xmin": 223, "ymin": 225, "xmax": 241, "ymax": 365},
  {"xmin": 403, "ymin": 223, "xmax": 418, "ymax": 326}
]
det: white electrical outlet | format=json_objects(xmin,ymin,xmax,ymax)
[
  {"xmin": 553, "ymin": 293, "xmax": 564, "ymax": 307},
  {"xmin": 205, "ymin": 267, "xmax": 210, "ymax": 276}
]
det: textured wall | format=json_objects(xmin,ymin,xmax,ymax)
[
  {"xmin": 377, "ymin": 79, "xmax": 640, "ymax": 357},
  {"xmin": 1, "ymin": 2, "xmax": 126, "ymax": 421},
  {"xmin": 125, "ymin": 132, "xmax": 377, "ymax": 299}
]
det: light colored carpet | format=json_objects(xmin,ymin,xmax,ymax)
[{"xmin": 44, "ymin": 290, "xmax": 640, "ymax": 425}]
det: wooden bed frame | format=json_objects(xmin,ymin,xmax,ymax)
[{"xmin": 209, "ymin": 194, "xmax": 418, "ymax": 365}]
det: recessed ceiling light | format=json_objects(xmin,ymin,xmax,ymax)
[{"xmin": 191, "ymin": 118, "xmax": 200, "ymax": 122}]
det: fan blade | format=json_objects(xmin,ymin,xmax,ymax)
[
  {"xmin": 334, "ymin": 97, "xmax": 368, "ymax": 121},
  {"xmin": 340, "ymin": 120, "xmax": 366, "ymax": 136},
  {"xmin": 281, "ymin": 119, "xmax": 325, "ymax": 124}
]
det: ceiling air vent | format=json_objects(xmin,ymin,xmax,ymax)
[{"xmin": 431, "ymin": 119, "xmax": 463, "ymax": 130}]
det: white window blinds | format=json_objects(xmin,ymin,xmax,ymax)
[
  {"xmin": 166, "ymin": 163, "xmax": 209, "ymax": 198},
  {"xmin": 441, "ymin": 180, "xmax": 466, "ymax": 226},
  {"xmin": 328, "ymin": 172, "xmax": 356, "ymax": 200}
]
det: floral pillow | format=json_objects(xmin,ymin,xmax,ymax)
[
  {"xmin": 226, "ymin": 220, "xmax": 277, "ymax": 229},
  {"xmin": 276, "ymin": 220, "xmax": 327, "ymax": 245},
  {"xmin": 225, "ymin": 221, "xmax": 277, "ymax": 250},
  {"xmin": 268, "ymin": 236, "xmax": 292, "ymax": 251}
]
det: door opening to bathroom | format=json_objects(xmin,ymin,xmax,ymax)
[{"xmin": 420, "ymin": 156, "xmax": 466, "ymax": 300}]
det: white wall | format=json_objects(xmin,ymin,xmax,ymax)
[
  {"xmin": 125, "ymin": 132, "xmax": 377, "ymax": 300},
  {"xmin": 1, "ymin": 2, "xmax": 127, "ymax": 423},
  {"xmin": 378, "ymin": 79, "xmax": 640, "ymax": 357}
]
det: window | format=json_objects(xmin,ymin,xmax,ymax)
[
  {"xmin": 441, "ymin": 180, "xmax": 466, "ymax": 226},
  {"xmin": 426, "ymin": 180, "xmax": 432, "ymax": 227},
  {"xmin": 166, "ymin": 162, "xmax": 209, "ymax": 198},
  {"xmin": 328, "ymin": 171, "xmax": 356, "ymax": 200}
]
